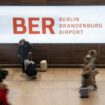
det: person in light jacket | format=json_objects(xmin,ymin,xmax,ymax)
[
  {"xmin": 88, "ymin": 50, "xmax": 97, "ymax": 70},
  {"xmin": 82, "ymin": 54, "xmax": 97, "ymax": 90}
]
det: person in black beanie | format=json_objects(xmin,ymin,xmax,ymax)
[
  {"xmin": 0, "ymin": 67, "xmax": 8, "ymax": 83},
  {"xmin": 18, "ymin": 39, "xmax": 32, "ymax": 73}
]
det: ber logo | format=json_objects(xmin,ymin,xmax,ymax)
[{"xmin": 13, "ymin": 17, "xmax": 55, "ymax": 34}]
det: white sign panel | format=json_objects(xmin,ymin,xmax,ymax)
[{"xmin": 0, "ymin": 6, "xmax": 105, "ymax": 43}]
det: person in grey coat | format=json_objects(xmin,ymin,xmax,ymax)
[
  {"xmin": 88, "ymin": 50, "xmax": 98, "ymax": 83},
  {"xmin": 82, "ymin": 54, "xmax": 97, "ymax": 90},
  {"xmin": 88, "ymin": 50, "xmax": 97, "ymax": 70}
]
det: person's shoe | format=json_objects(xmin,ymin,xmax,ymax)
[
  {"xmin": 31, "ymin": 76, "xmax": 37, "ymax": 80},
  {"xmin": 80, "ymin": 96, "xmax": 89, "ymax": 98},
  {"xmin": 93, "ymin": 84, "xmax": 97, "ymax": 91},
  {"xmin": 33, "ymin": 76, "xmax": 37, "ymax": 79}
]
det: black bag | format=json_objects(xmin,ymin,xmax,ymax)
[{"xmin": 25, "ymin": 63, "xmax": 37, "ymax": 77}]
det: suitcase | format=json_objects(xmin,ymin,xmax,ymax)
[
  {"xmin": 40, "ymin": 60, "xmax": 47, "ymax": 72},
  {"xmin": 79, "ymin": 87, "xmax": 89, "ymax": 98}
]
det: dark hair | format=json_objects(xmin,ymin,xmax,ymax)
[
  {"xmin": 19, "ymin": 39, "xmax": 25, "ymax": 44},
  {"xmin": 90, "ymin": 51, "xmax": 94, "ymax": 56},
  {"xmin": 0, "ymin": 70, "xmax": 8, "ymax": 83},
  {"xmin": 88, "ymin": 50, "xmax": 97, "ymax": 57}
]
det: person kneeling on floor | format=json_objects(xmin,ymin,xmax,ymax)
[{"xmin": 24, "ymin": 53, "xmax": 37, "ymax": 80}]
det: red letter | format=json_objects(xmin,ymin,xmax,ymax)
[
  {"xmin": 13, "ymin": 18, "xmax": 26, "ymax": 34},
  {"xmin": 42, "ymin": 18, "xmax": 55, "ymax": 34},
  {"xmin": 28, "ymin": 18, "xmax": 40, "ymax": 34}
]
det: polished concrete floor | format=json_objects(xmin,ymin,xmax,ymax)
[{"xmin": 3, "ymin": 68, "xmax": 105, "ymax": 105}]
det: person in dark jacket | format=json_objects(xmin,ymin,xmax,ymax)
[
  {"xmin": 18, "ymin": 39, "xmax": 32, "ymax": 73},
  {"xmin": 0, "ymin": 83, "xmax": 10, "ymax": 105},
  {"xmin": 0, "ymin": 67, "xmax": 8, "ymax": 83},
  {"xmin": 24, "ymin": 53, "xmax": 37, "ymax": 79}
]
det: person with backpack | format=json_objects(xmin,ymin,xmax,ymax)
[{"xmin": 24, "ymin": 53, "xmax": 37, "ymax": 80}]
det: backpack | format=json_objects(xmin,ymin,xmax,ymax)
[{"xmin": 25, "ymin": 61, "xmax": 37, "ymax": 77}]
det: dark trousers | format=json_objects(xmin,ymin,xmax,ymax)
[
  {"xmin": 20, "ymin": 56, "xmax": 28, "ymax": 73},
  {"xmin": 22, "ymin": 62, "xmax": 25, "ymax": 73}
]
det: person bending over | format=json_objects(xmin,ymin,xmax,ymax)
[
  {"xmin": 18, "ymin": 39, "xmax": 32, "ymax": 73},
  {"xmin": 24, "ymin": 53, "xmax": 37, "ymax": 80}
]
